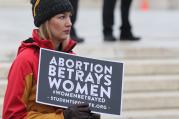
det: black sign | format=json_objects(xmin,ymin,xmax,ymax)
[{"xmin": 36, "ymin": 48, "xmax": 124, "ymax": 116}]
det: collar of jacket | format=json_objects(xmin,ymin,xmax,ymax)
[
  {"xmin": 32, "ymin": 29, "xmax": 54, "ymax": 49},
  {"xmin": 31, "ymin": 29, "xmax": 77, "ymax": 53}
]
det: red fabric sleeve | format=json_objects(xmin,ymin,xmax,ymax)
[
  {"xmin": 3, "ymin": 55, "xmax": 32, "ymax": 119},
  {"xmin": 3, "ymin": 52, "xmax": 64, "ymax": 119}
]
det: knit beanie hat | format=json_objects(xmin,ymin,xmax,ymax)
[{"xmin": 31, "ymin": 0, "xmax": 73, "ymax": 27}]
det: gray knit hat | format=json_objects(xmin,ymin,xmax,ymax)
[{"xmin": 31, "ymin": 0, "xmax": 73, "ymax": 27}]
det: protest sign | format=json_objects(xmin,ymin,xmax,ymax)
[{"xmin": 36, "ymin": 48, "xmax": 124, "ymax": 116}]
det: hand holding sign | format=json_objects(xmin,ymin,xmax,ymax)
[
  {"xmin": 64, "ymin": 103, "xmax": 99, "ymax": 119},
  {"xmin": 64, "ymin": 103, "xmax": 90, "ymax": 119}
]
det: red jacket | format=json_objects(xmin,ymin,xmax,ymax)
[{"xmin": 3, "ymin": 29, "xmax": 76, "ymax": 119}]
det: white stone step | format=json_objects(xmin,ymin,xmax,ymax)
[
  {"xmin": 124, "ymin": 75, "xmax": 179, "ymax": 92},
  {"xmin": 0, "ymin": 50, "xmax": 16, "ymax": 62},
  {"xmin": 0, "ymin": 80, "xmax": 7, "ymax": 97},
  {"xmin": 123, "ymin": 91, "xmax": 179, "ymax": 110},
  {"xmin": 0, "ymin": 97, "xmax": 3, "ymax": 118},
  {"xmin": 1, "ymin": 83, "xmax": 179, "ymax": 111},
  {"xmin": 1, "ymin": 59, "xmax": 179, "ymax": 78},
  {"xmin": 125, "ymin": 59, "xmax": 179, "ymax": 75},
  {"xmin": 1, "ymin": 0, "xmax": 179, "ymax": 10},
  {"xmin": 101, "ymin": 109, "xmax": 179, "ymax": 119},
  {"xmin": 1, "ymin": 75, "xmax": 179, "ymax": 98},
  {"xmin": 1, "ymin": 99, "xmax": 179, "ymax": 119},
  {"xmin": 0, "ymin": 91, "xmax": 168, "ymax": 117},
  {"xmin": 75, "ymin": 43, "xmax": 179, "ymax": 60},
  {"xmin": 0, "ymin": 62, "xmax": 10, "ymax": 79},
  {"xmin": 1, "ymin": 45, "xmax": 179, "ymax": 62}
]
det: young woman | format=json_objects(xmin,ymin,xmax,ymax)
[{"xmin": 3, "ymin": 0, "xmax": 99, "ymax": 119}]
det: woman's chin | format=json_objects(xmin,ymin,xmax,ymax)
[{"xmin": 59, "ymin": 36, "xmax": 69, "ymax": 41}]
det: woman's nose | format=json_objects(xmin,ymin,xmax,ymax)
[{"xmin": 66, "ymin": 17, "xmax": 72, "ymax": 27}]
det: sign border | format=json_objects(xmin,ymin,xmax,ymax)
[{"xmin": 36, "ymin": 48, "xmax": 124, "ymax": 116}]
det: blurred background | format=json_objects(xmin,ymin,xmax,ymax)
[{"xmin": 0, "ymin": 0, "xmax": 179, "ymax": 119}]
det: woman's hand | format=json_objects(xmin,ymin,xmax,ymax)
[{"xmin": 63, "ymin": 103, "xmax": 100, "ymax": 119}]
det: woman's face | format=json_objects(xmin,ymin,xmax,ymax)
[{"xmin": 48, "ymin": 12, "xmax": 72, "ymax": 44}]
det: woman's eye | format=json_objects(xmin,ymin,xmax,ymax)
[{"xmin": 59, "ymin": 16, "xmax": 65, "ymax": 19}]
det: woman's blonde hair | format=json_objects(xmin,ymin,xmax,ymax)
[{"xmin": 38, "ymin": 21, "xmax": 52, "ymax": 40}]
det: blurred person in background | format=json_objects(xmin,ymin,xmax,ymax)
[
  {"xmin": 69, "ymin": 0, "xmax": 84, "ymax": 43},
  {"xmin": 2, "ymin": 0, "xmax": 99, "ymax": 118},
  {"xmin": 102, "ymin": 0, "xmax": 141, "ymax": 41}
]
